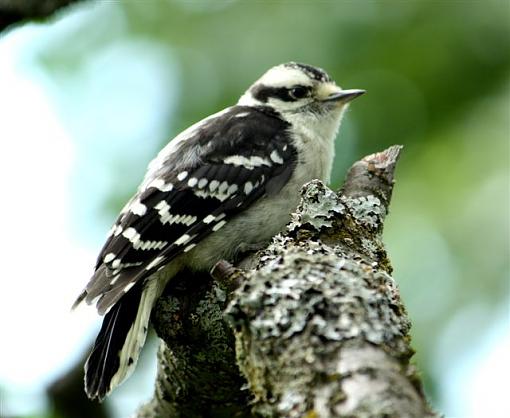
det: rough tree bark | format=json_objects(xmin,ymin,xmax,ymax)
[{"xmin": 135, "ymin": 146, "xmax": 439, "ymax": 418}]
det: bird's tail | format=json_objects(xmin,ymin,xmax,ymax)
[{"xmin": 84, "ymin": 279, "xmax": 160, "ymax": 401}]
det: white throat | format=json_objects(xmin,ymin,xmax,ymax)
[{"xmin": 283, "ymin": 106, "xmax": 347, "ymax": 184}]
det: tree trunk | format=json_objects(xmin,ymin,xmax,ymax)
[{"xmin": 136, "ymin": 146, "xmax": 439, "ymax": 418}]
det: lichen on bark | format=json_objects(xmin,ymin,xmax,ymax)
[{"xmin": 136, "ymin": 146, "xmax": 440, "ymax": 418}]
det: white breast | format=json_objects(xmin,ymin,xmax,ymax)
[{"xmin": 285, "ymin": 107, "xmax": 345, "ymax": 184}]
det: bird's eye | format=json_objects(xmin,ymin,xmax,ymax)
[{"xmin": 289, "ymin": 86, "xmax": 310, "ymax": 100}]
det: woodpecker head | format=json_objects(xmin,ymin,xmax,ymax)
[{"xmin": 238, "ymin": 62, "xmax": 365, "ymax": 119}]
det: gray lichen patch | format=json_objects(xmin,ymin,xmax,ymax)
[
  {"xmin": 342, "ymin": 195, "xmax": 386, "ymax": 231},
  {"xmin": 360, "ymin": 237, "xmax": 379, "ymax": 260},
  {"xmin": 227, "ymin": 248, "xmax": 410, "ymax": 351},
  {"xmin": 284, "ymin": 180, "xmax": 391, "ymax": 272},
  {"xmin": 225, "ymin": 243, "xmax": 413, "ymax": 417},
  {"xmin": 288, "ymin": 180, "xmax": 345, "ymax": 232}
]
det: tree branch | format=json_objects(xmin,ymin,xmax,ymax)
[
  {"xmin": 136, "ymin": 145, "xmax": 439, "ymax": 418},
  {"xmin": 0, "ymin": 0, "xmax": 84, "ymax": 32}
]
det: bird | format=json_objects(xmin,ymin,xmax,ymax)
[{"xmin": 73, "ymin": 62, "xmax": 364, "ymax": 401}]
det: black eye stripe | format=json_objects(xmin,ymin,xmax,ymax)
[
  {"xmin": 252, "ymin": 84, "xmax": 310, "ymax": 103},
  {"xmin": 251, "ymin": 85, "xmax": 293, "ymax": 103}
]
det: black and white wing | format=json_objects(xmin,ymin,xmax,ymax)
[{"xmin": 76, "ymin": 106, "xmax": 296, "ymax": 314}]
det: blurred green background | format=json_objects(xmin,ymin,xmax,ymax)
[{"xmin": 0, "ymin": 1, "xmax": 508, "ymax": 417}]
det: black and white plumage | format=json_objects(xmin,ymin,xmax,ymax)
[{"xmin": 73, "ymin": 62, "xmax": 364, "ymax": 401}]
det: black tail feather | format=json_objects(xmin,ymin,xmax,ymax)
[{"xmin": 84, "ymin": 282, "xmax": 143, "ymax": 401}]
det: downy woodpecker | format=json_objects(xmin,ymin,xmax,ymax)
[{"xmin": 73, "ymin": 62, "xmax": 364, "ymax": 400}]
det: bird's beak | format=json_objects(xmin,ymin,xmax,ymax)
[
  {"xmin": 317, "ymin": 83, "xmax": 365, "ymax": 105},
  {"xmin": 323, "ymin": 88, "xmax": 366, "ymax": 104}
]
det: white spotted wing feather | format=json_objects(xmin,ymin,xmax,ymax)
[{"xmin": 75, "ymin": 105, "xmax": 296, "ymax": 315}]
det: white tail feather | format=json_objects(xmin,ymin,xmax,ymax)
[{"xmin": 109, "ymin": 279, "xmax": 160, "ymax": 391}]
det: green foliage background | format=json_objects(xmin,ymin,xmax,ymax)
[{"xmin": 13, "ymin": 0, "xmax": 509, "ymax": 417}]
